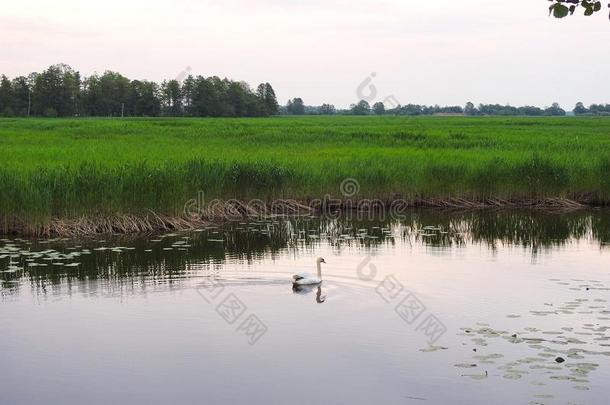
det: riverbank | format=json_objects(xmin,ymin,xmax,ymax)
[
  {"xmin": 1, "ymin": 116, "xmax": 609, "ymax": 236},
  {"xmin": 3, "ymin": 197, "xmax": 603, "ymax": 237}
]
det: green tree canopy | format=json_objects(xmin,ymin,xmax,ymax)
[
  {"xmin": 319, "ymin": 104, "xmax": 336, "ymax": 115},
  {"xmin": 256, "ymin": 83, "xmax": 279, "ymax": 116},
  {"xmin": 548, "ymin": 1, "xmax": 609, "ymax": 19},
  {"xmin": 0, "ymin": 64, "xmax": 275, "ymax": 118},
  {"xmin": 0, "ymin": 75, "xmax": 14, "ymax": 116},
  {"xmin": 286, "ymin": 98, "xmax": 305, "ymax": 115},
  {"xmin": 372, "ymin": 102, "xmax": 385, "ymax": 115},
  {"xmin": 351, "ymin": 100, "xmax": 371, "ymax": 115}
]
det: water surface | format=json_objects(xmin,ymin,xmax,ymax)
[{"xmin": 1, "ymin": 210, "xmax": 610, "ymax": 404}]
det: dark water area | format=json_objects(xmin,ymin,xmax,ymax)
[{"xmin": 1, "ymin": 210, "xmax": 610, "ymax": 404}]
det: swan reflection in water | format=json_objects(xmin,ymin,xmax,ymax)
[{"xmin": 292, "ymin": 284, "xmax": 326, "ymax": 304}]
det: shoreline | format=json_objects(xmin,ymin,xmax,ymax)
[{"xmin": 2, "ymin": 196, "xmax": 606, "ymax": 238}]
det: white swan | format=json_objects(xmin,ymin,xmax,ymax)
[{"xmin": 293, "ymin": 257, "xmax": 326, "ymax": 285}]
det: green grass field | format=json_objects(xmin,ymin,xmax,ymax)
[{"xmin": 1, "ymin": 116, "xmax": 609, "ymax": 231}]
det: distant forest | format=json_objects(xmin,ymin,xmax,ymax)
[
  {"xmin": 1, "ymin": 64, "xmax": 609, "ymax": 118},
  {"xmin": 0, "ymin": 64, "xmax": 279, "ymax": 118},
  {"xmin": 287, "ymin": 99, "xmax": 610, "ymax": 117}
]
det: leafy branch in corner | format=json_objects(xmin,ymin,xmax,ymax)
[{"xmin": 548, "ymin": 0, "xmax": 610, "ymax": 19}]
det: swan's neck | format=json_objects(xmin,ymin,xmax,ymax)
[{"xmin": 316, "ymin": 261, "xmax": 322, "ymax": 279}]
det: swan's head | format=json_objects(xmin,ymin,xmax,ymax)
[{"xmin": 316, "ymin": 257, "xmax": 326, "ymax": 264}]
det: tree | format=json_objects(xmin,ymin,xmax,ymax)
[
  {"xmin": 544, "ymin": 102, "xmax": 566, "ymax": 116},
  {"xmin": 226, "ymin": 81, "xmax": 249, "ymax": 117},
  {"xmin": 319, "ymin": 104, "xmax": 336, "ymax": 115},
  {"xmin": 31, "ymin": 64, "xmax": 80, "ymax": 117},
  {"xmin": 437, "ymin": 105, "xmax": 463, "ymax": 114},
  {"xmin": 62, "ymin": 68, "xmax": 81, "ymax": 116},
  {"xmin": 11, "ymin": 76, "xmax": 32, "ymax": 117},
  {"xmin": 574, "ymin": 102, "xmax": 589, "ymax": 115},
  {"xmin": 256, "ymin": 83, "xmax": 279, "ymax": 116},
  {"xmin": 517, "ymin": 106, "xmax": 544, "ymax": 116},
  {"xmin": 182, "ymin": 75, "xmax": 195, "ymax": 116},
  {"xmin": 142, "ymin": 80, "xmax": 162, "ymax": 117},
  {"xmin": 372, "ymin": 102, "xmax": 385, "ymax": 115},
  {"xmin": 81, "ymin": 75, "xmax": 102, "ymax": 116},
  {"xmin": 100, "ymin": 71, "xmax": 130, "ymax": 116},
  {"xmin": 244, "ymin": 85, "xmax": 266, "ymax": 117},
  {"xmin": 160, "ymin": 79, "xmax": 183, "ymax": 116},
  {"xmin": 464, "ymin": 101, "xmax": 477, "ymax": 116},
  {"xmin": 208, "ymin": 76, "xmax": 229, "ymax": 116},
  {"xmin": 351, "ymin": 100, "xmax": 370, "ymax": 115},
  {"xmin": 589, "ymin": 103, "xmax": 610, "ymax": 115},
  {"xmin": 397, "ymin": 104, "xmax": 423, "ymax": 115},
  {"xmin": 189, "ymin": 76, "xmax": 211, "ymax": 116},
  {"xmin": 478, "ymin": 104, "xmax": 519, "ymax": 116},
  {"xmin": 81, "ymin": 71, "xmax": 130, "ymax": 117},
  {"xmin": 548, "ymin": 1, "xmax": 609, "ymax": 20},
  {"xmin": 286, "ymin": 98, "xmax": 305, "ymax": 115},
  {"xmin": 0, "ymin": 75, "xmax": 14, "ymax": 116}
]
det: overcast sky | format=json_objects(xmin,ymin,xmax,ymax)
[{"xmin": 1, "ymin": 0, "xmax": 608, "ymax": 108}]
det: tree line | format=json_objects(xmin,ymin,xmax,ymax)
[
  {"xmin": 1, "ymin": 65, "xmax": 607, "ymax": 119},
  {"xmin": 0, "ymin": 64, "xmax": 279, "ymax": 117},
  {"xmin": 573, "ymin": 102, "xmax": 610, "ymax": 115},
  {"xmin": 280, "ymin": 99, "xmax": 609, "ymax": 116}
]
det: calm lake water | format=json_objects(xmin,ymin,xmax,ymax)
[{"xmin": 1, "ymin": 210, "xmax": 610, "ymax": 404}]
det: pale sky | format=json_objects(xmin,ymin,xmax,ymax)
[{"xmin": 1, "ymin": 0, "xmax": 608, "ymax": 108}]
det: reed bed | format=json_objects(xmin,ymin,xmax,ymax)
[{"xmin": 1, "ymin": 116, "xmax": 609, "ymax": 235}]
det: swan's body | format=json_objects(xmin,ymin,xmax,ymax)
[
  {"xmin": 292, "ymin": 274, "xmax": 322, "ymax": 285},
  {"xmin": 293, "ymin": 257, "xmax": 325, "ymax": 285}
]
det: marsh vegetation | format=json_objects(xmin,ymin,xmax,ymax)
[{"xmin": 0, "ymin": 116, "xmax": 609, "ymax": 234}]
